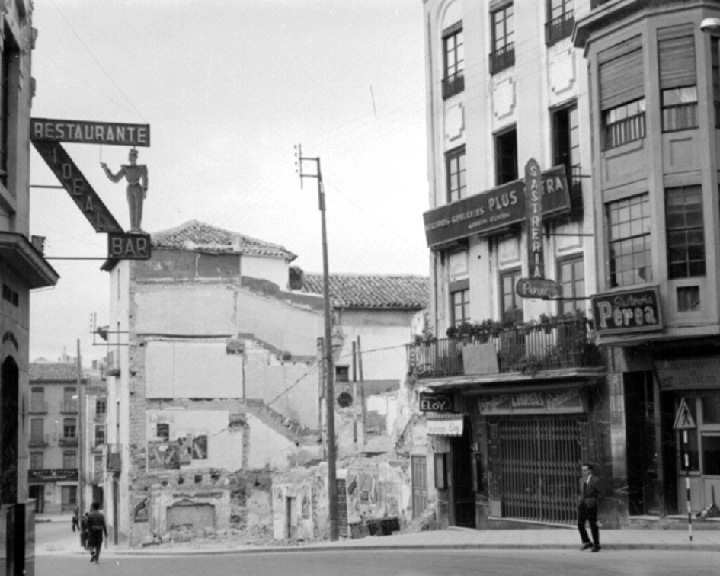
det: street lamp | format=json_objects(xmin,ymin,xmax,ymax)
[{"xmin": 700, "ymin": 18, "xmax": 720, "ymax": 34}]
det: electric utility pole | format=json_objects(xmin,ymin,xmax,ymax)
[{"xmin": 295, "ymin": 144, "xmax": 338, "ymax": 541}]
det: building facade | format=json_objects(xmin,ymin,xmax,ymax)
[
  {"xmin": 0, "ymin": 2, "xmax": 60, "ymax": 574},
  {"xmin": 411, "ymin": 0, "xmax": 720, "ymax": 531},
  {"xmin": 27, "ymin": 362, "xmax": 82, "ymax": 516},
  {"xmin": 410, "ymin": 0, "xmax": 610, "ymax": 530},
  {"xmin": 575, "ymin": 0, "xmax": 720, "ymax": 519}
]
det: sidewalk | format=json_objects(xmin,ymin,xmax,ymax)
[{"xmin": 35, "ymin": 526, "xmax": 720, "ymax": 558}]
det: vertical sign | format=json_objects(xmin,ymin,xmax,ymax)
[{"xmin": 525, "ymin": 158, "xmax": 544, "ymax": 278}]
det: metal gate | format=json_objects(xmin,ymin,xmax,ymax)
[
  {"xmin": 489, "ymin": 416, "xmax": 586, "ymax": 524},
  {"xmin": 411, "ymin": 455, "xmax": 428, "ymax": 518}
]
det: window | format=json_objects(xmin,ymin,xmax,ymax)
[
  {"xmin": 552, "ymin": 103, "xmax": 582, "ymax": 217},
  {"xmin": 30, "ymin": 387, "xmax": 45, "ymax": 413},
  {"xmin": 63, "ymin": 387, "xmax": 77, "ymax": 412},
  {"xmin": 96, "ymin": 398, "xmax": 106, "ymax": 416},
  {"xmin": 442, "ymin": 22, "xmax": 464, "ymax": 99},
  {"xmin": 659, "ymin": 32, "xmax": 697, "ymax": 132},
  {"xmin": 94, "ymin": 426, "xmax": 105, "ymax": 447},
  {"xmin": 599, "ymin": 38, "xmax": 644, "ymax": 149},
  {"xmin": 490, "ymin": 4, "xmax": 514, "ymax": 74},
  {"xmin": 335, "ymin": 366, "xmax": 349, "ymax": 383},
  {"xmin": 496, "ymin": 127, "xmax": 518, "ymax": 185},
  {"xmin": 30, "ymin": 418, "xmax": 43, "ymax": 442},
  {"xmin": 546, "ymin": 0, "xmax": 574, "ymax": 46},
  {"xmin": 446, "ymin": 146, "xmax": 466, "ymax": 203},
  {"xmin": 677, "ymin": 286, "xmax": 700, "ymax": 313},
  {"xmin": 61, "ymin": 486, "xmax": 77, "ymax": 512},
  {"xmin": 0, "ymin": 27, "xmax": 18, "ymax": 190},
  {"xmin": 702, "ymin": 436, "xmax": 720, "ymax": 475},
  {"xmin": 30, "ymin": 452, "xmax": 43, "ymax": 470},
  {"xmin": 666, "ymin": 185, "xmax": 705, "ymax": 279},
  {"xmin": 557, "ymin": 256, "xmax": 585, "ymax": 316},
  {"xmin": 63, "ymin": 451, "xmax": 77, "ymax": 469},
  {"xmin": 451, "ymin": 288, "xmax": 470, "ymax": 326},
  {"xmin": 606, "ymin": 194, "xmax": 651, "ymax": 287},
  {"xmin": 63, "ymin": 418, "xmax": 76, "ymax": 438},
  {"xmin": 702, "ymin": 396, "xmax": 720, "ymax": 424},
  {"xmin": 501, "ymin": 269, "xmax": 523, "ymax": 323}
]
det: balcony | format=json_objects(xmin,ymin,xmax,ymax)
[
  {"xmin": 546, "ymin": 11, "xmax": 574, "ymax": 46},
  {"xmin": 29, "ymin": 434, "xmax": 49, "ymax": 448},
  {"xmin": 60, "ymin": 401, "xmax": 78, "ymax": 414},
  {"xmin": 59, "ymin": 436, "xmax": 78, "ymax": 447},
  {"xmin": 603, "ymin": 112, "xmax": 645, "ymax": 150},
  {"xmin": 442, "ymin": 71, "xmax": 465, "ymax": 100},
  {"xmin": 590, "ymin": 0, "xmax": 610, "ymax": 8},
  {"xmin": 29, "ymin": 401, "xmax": 48, "ymax": 414},
  {"xmin": 489, "ymin": 43, "xmax": 514, "ymax": 75},
  {"xmin": 407, "ymin": 317, "xmax": 603, "ymax": 381}
]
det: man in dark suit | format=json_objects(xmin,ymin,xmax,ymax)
[{"xmin": 578, "ymin": 463, "xmax": 601, "ymax": 552}]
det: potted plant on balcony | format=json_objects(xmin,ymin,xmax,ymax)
[
  {"xmin": 539, "ymin": 313, "xmax": 553, "ymax": 334},
  {"xmin": 446, "ymin": 325, "xmax": 459, "ymax": 339}
]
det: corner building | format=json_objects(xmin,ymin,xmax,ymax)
[
  {"xmin": 576, "ymin": 0, "xmax": 720, "ymax": 519},
  {"xmin": 412, "ymin": 0, "xmax": 617, "ymax": 530}
]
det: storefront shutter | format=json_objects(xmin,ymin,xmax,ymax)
[
  {"xmin": 599, "ymin": 36, "xmax": 643, "ymax": 110},
  {"xmin": 658, "ymin": 33, "xmax": 696, "ymax": 89}
]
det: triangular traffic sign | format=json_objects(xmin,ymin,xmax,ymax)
[{"xmin": 674, "ymin": 398, "xmax": 696, "ymax": 430}]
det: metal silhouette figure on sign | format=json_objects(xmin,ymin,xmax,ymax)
[{"xmin": 101, "ymin": 148, "xmax": 149, "ymax": 233}]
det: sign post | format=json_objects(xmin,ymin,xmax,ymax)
[{"xmin": 674, "ymin": 398, "xmax": 697, "ymax": 542}]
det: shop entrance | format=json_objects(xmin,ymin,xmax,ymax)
[
  {"xmin": 29, "ymin": 485, "xmax": 43, "ymax": 513},
  {"xmin": 489, "ymin": 415, "xmax": 584, "ymax": 524},
  {"xmin": 452, "ymin": 417, "xmax": 475, "ymax": 527}
]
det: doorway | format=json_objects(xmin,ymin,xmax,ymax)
[
  {"xmin": 1, "ymin": 356, "xmax": 19, "ymax": 504},
  {"xmin": 452, "ymin": 417, "xmax": 475, "ymax": 527},
  {"xmin": 411, "ymin": 455, "xmax": 428, "ymax": 519},
  {"xmin": 29, "ymin": 485, "xmax": 43, "ymax": 514}
]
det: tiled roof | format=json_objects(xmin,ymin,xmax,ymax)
[
  {"xmin": 301, "ymin": 274, "xmax": 429, "ymax": 310},
  {"xmin": 29, "ymin": 362, "xmax": 82, "ymax": 382},
  {"xmin": 152, "ymin": 220, "xmax": 297, "ymax": 261}
]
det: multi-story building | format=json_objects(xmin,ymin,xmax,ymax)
[
  {"xmin": 0, "ymin": 2, "xmax": 60, "ymax": 573},
  {"xmin": 27, "ymin": 362, "xmax": 82, "ymax": 515},
  {"xmin": 410, "ymin": 0, "xmax": 720, "ymax": 531},
  {"xmin": 575, "ymin": 0, "xmax": 720, "ymax": 519},
  {"xmin": 408, "ymin": 0, "xmax": 608, "ymax": 530}
]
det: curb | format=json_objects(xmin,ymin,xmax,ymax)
[{"xmin": 38, "ymin": 542, "xmax": 720, "ymax": 558}]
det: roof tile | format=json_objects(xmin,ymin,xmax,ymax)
[
  {"xmin": 301, "ymin": 274, "xmax": 429, "ymax": 309},
  {"xmin": 29, "ymin": 363, "xmax": 82, "ymax": 382},
  {"xmin": 152, "ymin": 220, "xmax": 297, "ymax": 261}
]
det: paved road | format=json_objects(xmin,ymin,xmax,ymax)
[{"xmin": 35, "ymin": 549, "xmax": 720, "ymax": 576}]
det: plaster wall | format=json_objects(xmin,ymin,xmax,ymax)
[
  {"xmin": 246, "ymin": 413, "xmax": 299, "ymax": 470},
  {"xmin": 242, "ymin": 255, "xmax": 289, "ymax": 290}
]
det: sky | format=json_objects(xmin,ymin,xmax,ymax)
[{"xmin": 29, "ymin": 0, "xmax": 430, "ymax": 364}]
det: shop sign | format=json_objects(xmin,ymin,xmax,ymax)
[
  {"xmin": 426, "ymin": 414, "xmax": 464, "ymax": 436},
  {"xmin": 31, "ymin": 118, "xmax": 151, "ymax": 147},
  {"xmin": 419, "ymin": 392, "xmax": 453, "ymax": 412},
  {"xmin": 591, "ymin": 286, "xmax": 662, "ymax": 335},
  {"xmin": 423, "ymin": 166, "xmax": 570, "ymax": 248},
  {"xmin": 479, "ymin": 387, "xmax": 585, "ymax": 415},
  {"xmin": 31, "ymin": 140, "xmax": 123, "ymax": 234},
  {"xmin": 28, "ymin": 469, "xmax": 78, "ymax": 482},
  {"xmin": 525, "ymin": 158, "xmax": 544, "ymax": 278},
  {"xmin": 107, "ymin": 232, "xmax": 151, "ymax": 260},
  {"xmin": 655, "ymin": 356, "xmax": 720, "ymax": 390},
  {"xmin": 516, "ymin": 277, "xmax": 560, "ymax": 300}
]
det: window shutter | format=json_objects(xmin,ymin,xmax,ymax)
[
  {"xmin": 659, "ymin": 35, "xmax": 696, "ymax": 89},
  {"xmin": 599, "ymin": 36, "xmax": 643, "ymax": 110}
]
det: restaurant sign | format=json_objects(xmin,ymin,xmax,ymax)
[
  {"xmin": 479, "ymin": 387, "xmax": 586, "ymax": 415},
  {"xmin": 591, "ymin": 286, "xmax": 663, "ymax": 335},
  {"xmin": 28, "ymin": 469, "xmax": 78, "ymax": 483},
  {"xmin": 423, "ymin": 165, "xmax": 569, "ymax": 248},
  {"xmin": 31, "ymin": 118, "xmax": 151, "ymax": 147}
]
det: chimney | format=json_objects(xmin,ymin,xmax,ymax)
[{"xmin": 289, "ymin": 266, "xmax": 304, "ymax": 291}]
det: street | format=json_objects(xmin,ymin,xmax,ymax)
[{"xmin": 35, "ymin": 547, "xmax": 720, "ymax": 576}]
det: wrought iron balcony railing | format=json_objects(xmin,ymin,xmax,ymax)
[
  {"xmin": 489, "ymin": 43, "xmax": 515, "ymax": 75},
  {"xmin": 29, "ymin": 434, "xmax": 49, "ymax": 448},
  {"xmin": 59, "ymin": 436, "xmax": 78, "ymax": 447},
  {"xmin": 60, "ymin": 401, "xmax": 78, "ymax": 413},
  {"xmin": 407, "ymin": 318, "xmax": 603, "ymax": 381},
  {"xmin": 29, "ymin": 401, "xmax": 48, "ymax": 414},
  {"xmin": 442, "ymin": 71, "xmax": 465, "ymax": 100},
  {"xmin": 546, "ymin": 11, "xmax": 574, "ymax": 46}
]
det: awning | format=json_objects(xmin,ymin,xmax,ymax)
[
  {"xmin": 0, "ymin": 232, "xmax": 59, "ymax": 288},
  {"xmin": 427, "ymin": 415, "xmax": 463, "ymax": 436}
]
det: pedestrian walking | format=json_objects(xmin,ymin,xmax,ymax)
[
  {"xmin": 80, "ymin": 512, "xmax": 89, "ymax": 549},
  {"xmin": 71, "ymin": 507, "xmax": 78, "ymax": 533},
  {"xmin": 86, "ymin": 502, "xmax": 108, "ymax": 563},
  {"xmin": 578, "ymin": 463, "xmax": 601, "ymax": 552}
]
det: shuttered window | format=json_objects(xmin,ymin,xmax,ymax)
[
  {"xmin": 599, "ymin": 37, "xmax": 643, "ymax": 110},
  {"xmin": 658, "ymin": 30, "xmax": 696, "ymax": 89}
]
